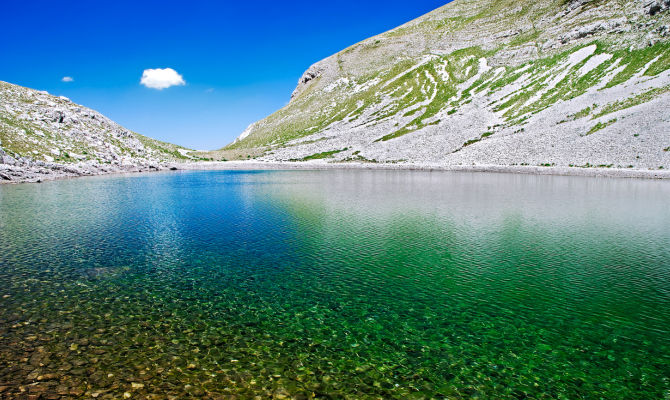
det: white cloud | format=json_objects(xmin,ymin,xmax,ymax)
[
  {"xmin": 61, "ymin": 76, "xmax": 74, "ymax": 82},
  {"xmin": 140, "ymin": 68, "xmax": 185, "ymax": 90}
]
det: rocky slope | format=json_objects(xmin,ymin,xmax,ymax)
[
  {"xmin": 0, "ymin": 81, "xmax": 194, "ymax": 183},
  {"xmin": 226, "ymin": 0, "xmax": 670, "ymax": 172}
]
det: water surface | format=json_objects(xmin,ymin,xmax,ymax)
[{"xmin": 1, "ymin": 170, "xmax": 669, "ymax": 399}]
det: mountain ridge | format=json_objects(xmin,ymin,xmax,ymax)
[
  {"xmin": 0, "ymin": 80, "xmax": 204, "ymax": 183},
  {"xmin": 223, "ymin": 0, "xmax": 670, "ymax": 171}
]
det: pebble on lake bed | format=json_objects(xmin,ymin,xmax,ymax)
[{"xmin": 1, "ymin": 169, "xmax": 669, "ymax": 400}]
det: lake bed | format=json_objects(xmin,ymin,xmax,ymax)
[{"xmin": 1, "ymin": 170, "xmax": 669, "ymax": 398}]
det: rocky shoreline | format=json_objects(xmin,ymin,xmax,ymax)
[
  {"xmin": 178, "ymin": 161, "xmax": 670, "ymax": 179},
  {"xmin": 0, "ymin": 80, "xmax": 193, "ymax": 185},
  {"xmin": 3, "ymin": 158, "xmax": 669, "ymax": 184},
  {"xmin": 0, "ymin": 147, "xmax": 178, "ymax": 184}
]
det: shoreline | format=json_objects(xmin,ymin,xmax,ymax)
[
  {"xmin": 176, "ymin": 160, "xmax": 670, "ymax": 180},
  {"xmin": 3, "ymin": 160, "xmax": 669, "ymax": 185}
]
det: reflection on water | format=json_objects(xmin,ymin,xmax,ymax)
[{"xmin": 0, "ymin": 170, "xmax": 669, "ymax": 399}]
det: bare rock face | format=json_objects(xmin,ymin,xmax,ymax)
[
  {"xmin": 291, "ymin": 65, "xmax": 326, "ymax": 99},
  {"xmin": 228, "ymin": 0, "xmax": 670, "ymax": 173},
  {"xmin": 558, "ymin": 18, "xmax": 627, "ymax": 44},
  {"xmin": 646, "ymin": 0, "xmax": 670, "ymax": 15},
  {"xmin": 1, "ymin": 154, "xmax": 16, "ymax": 166},
  {"xmin": 0, "ymin": 80, "xmax": 192, "ymax": 183}
]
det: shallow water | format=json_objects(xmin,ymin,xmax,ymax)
[{"xmin": 0, "ymin": 170, "xmax": 669, "ymax": 399}]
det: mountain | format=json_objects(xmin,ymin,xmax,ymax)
[
  {"xmin": 0, "ymin": 81, "xmax": 195, "ymax": 182},
  {"xmin": 224, "ymin": 0, "xmax": 670, "ymax": 171}
]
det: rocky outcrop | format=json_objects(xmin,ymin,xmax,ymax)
[
  {"xmin": 645, "ymin": 0, "xmax": 670, "ymax": 15},
  {"xmin": 558, "ymin": 18, "xmax": 627, "ymax": 44},
  {"xmin": 0, "ymin": 81, "xmax": 193, "ymax": 183},
  {"xmin": 291, "ymin": 65, "xmax": 326, "ymax": 99},
  {"xmin": 0, "ymin": 144, "xmax": 175, "ymax": 183}
]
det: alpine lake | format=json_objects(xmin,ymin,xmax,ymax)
[{"xmin": 0, "ymin": 170, "xmax": 669, "ymax": 399}]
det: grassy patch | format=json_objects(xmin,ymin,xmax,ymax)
[
  {"xmin": 592, "ymin": 85, "xmax": 670, "ymax": 118},
  {"xmin": 293, "ymin": 148, "xmax": 348, "ymax": 161},
  {"xmin": 604, "ymin": 41, "xmax": 670, "ymax": 88},
  {"xmin": 573, "ymin": 105, "xmax": 594, "ymax": 119},
  {"xmin": 586, "ymin": 118, "xmax": 617, "ymax": 135},
  {"xmin": 508, "ymin": 30, "xmax": 541, "ymax": 47},
  {"xmin": 490, "ymin": 41, "xmax": 670, "ymax": 123},
  {"xmin": 452, "ymin": 130, "xmax": 501, "ymax": 153}
]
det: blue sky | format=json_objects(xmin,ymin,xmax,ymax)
[{"xmin": 1, "ymin": 1, "xmax": 448, "ymax": 150}]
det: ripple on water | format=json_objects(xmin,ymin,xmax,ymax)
[{"xmin": 0, "ymin": 170, "xmax": 669, "ymax": 399}]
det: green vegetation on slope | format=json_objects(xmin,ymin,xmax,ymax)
[
  {"xmin": 227, "ymin": 0, "xmax": 670, "ymax": 158},
  {"xmin": 291, "ymin": 148, "xmax": 349, "ymax": 161}
]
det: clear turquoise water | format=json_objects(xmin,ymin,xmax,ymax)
[{"xmin": 0, "ymin": 170, "xmax": 669, "ymax": 399}]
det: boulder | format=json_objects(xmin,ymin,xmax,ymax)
[
  {"xmin": 1, "ymin": 155, "xmax": 16, "ymax": 165},
  {"xmin": 63, "ymin": 167, "xmax": 81, "ymax": 175},
  {"xmin": 49, "ymin": 110, "xmax": 65, "ymax": 123},
  {"xmin": 646, "ymin": 0, "xmax": 670, "ymax": 15}
]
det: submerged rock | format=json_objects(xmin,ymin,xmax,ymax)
[{"xmin": 82, "ymin": 267, "xmax": 121, "ymax": 280}]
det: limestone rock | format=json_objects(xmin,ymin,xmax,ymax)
[
  {"xmin": 646, "ymin": 0, "xmax": 670, "ymax": 15},
  {"xmin": 0, "ymin": 80, "xmax": 194, "ymax": 183}
]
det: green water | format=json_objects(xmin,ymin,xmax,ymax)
[{"xmin": 0, "ymin": 170, "xmax": 669, "ymax": 399}]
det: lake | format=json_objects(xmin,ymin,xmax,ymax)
[{"xmin": 0, "ymin": 170, "xmax": 669, "ymax": 399}]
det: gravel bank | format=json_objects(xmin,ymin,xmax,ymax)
[
  {"xmin": 3, "ymin": 160, "xmax": 669, "ymax": 185},
  {"xmin": 177, "ymin": 161, "xmax": 670, "ymax": 180}
]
